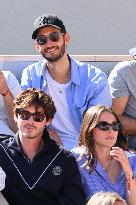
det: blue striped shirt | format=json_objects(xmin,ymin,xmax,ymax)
[{"xmin": 72, "ymin": 147, "xmax": 136, "ymax": 201}]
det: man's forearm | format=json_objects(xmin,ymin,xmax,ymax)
[
  {"xmin": 2, "ymin": 89, "xmax": 17, "ymax": 133},
  {"xmin": 119, "ymin": 115, "xmax": 136, "ymax": 135}
]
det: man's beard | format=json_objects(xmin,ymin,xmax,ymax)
[{"xmin": 41, "ymin": 40, "xmax": 66, "ymax": 62}]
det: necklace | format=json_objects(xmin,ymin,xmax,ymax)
[
  {"xmin": 53, "ymin": 78, "xmax": 70, "ymax": 94},
  {"xmin": 98, "ymin": 157, "xmax": 113, "ymax": 172},
  {"xmin": 57, "ymin": 71, "xmax": 71, "ymax": 84},
  {"xmin": 104, "ymin": 159, "xmax": 112, "ymax": 172},
  {"xmin": 46, "ymin": 69, "xmax": 71, "ymax": 94},
  {"xmin": 47, "ymin": 62, "xmax": 71, "ymax": 84},
  {"xmin": 58, "ymin": 81, "xmax": 71, "ymax": 94},
  {"xmin": 58, "ymin": 90, "xmax": 63, "ymax": 94}
]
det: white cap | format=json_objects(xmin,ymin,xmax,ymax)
[{"xmin": 129, "ymin": 47, "xmax": 136, "ymax": 57}]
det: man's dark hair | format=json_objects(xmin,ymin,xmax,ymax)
[{"xmin": 14, "ymin": 88, "xmax": 56, "ymax": 121}]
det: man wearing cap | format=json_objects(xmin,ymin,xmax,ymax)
[
  {"xmin": 21, "ymin": 14, "xmax": 111, "ymax": 150},
  {"xmin": 108, "ymin": 48, "xmax": 136, "ymax": 150}
]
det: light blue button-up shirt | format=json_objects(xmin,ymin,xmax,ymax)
[
  {"xmin": 72, "ymin": 148, "xmax": 136, "ymax": 202},
  {"xmin": 21, "ymin": 56, "xmax": 111, "ymax": 148}
]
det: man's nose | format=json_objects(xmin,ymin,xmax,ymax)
[
  {"xmin": 108, "ymin": 126, "xmax": 113, "ymax": 132},
  {"xmin": 28, "ymin": 116, "xmax": 34, "ymax": 122}
]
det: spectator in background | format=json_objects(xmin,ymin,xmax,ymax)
[
  {"xmin": 21, "ymin": 14, "xmax": 111, "ymax": 149},
  {"xmin": 72, "ymin": 105, "xmax": 136, "ymax": 205},
  {"xmin": 108, "ymin": 47, "xmax": 136, "ymax": 150},
  {"xmin": 0, "ymin": 88, "xmax": 85, "ymax": 205},
  {"xmin": 0, "ymin": 193, "xmax": 9, "ymax": 205},
  {"xmin": 0, "ymin": 71, "xmax": 21, "ymax": 138},
  {"xmin": 87, "ymin": 192, "xmax": 127, "ymax": 205},
  {"xmin": 0, "ymin": 167, "xmax": 8, "ymax": 205}
]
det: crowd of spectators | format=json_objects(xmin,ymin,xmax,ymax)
[{"xmin": 0, "ymin": 13, "xmax": 136, "ymax": 205}]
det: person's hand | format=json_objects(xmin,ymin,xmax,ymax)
[
  {"xmin": 0, "ymin": 71, "xmax": 9, "ymax": 94},
  {"xmin": 48, "ymin": 129, "xmax": 63, "ymax": 146},
  {"xmin": 110, "ymin": 147, "xmax": 133, "ymax": 180}
]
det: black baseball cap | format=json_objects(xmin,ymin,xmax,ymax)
[{"xmin": 32, "ymin": 14, "xmax": 66, "ymax": 39}]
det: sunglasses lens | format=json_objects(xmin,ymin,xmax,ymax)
[
  {"xmin": 112, "ymin": 123, "xmax": 121, "ymax": 131},
  {"xmin": 36, "ymin": 36, "xmax": 47, "ymax": 45},
  {"xmin": 33, "ymin": 113, "xmax": 46, "ymax": 122},
  {"xmin": 96, "ymin": 122, "xmax": 110, "ymax": 131},
  {"xmin": 18, "ymin": 110, "xmax": 46, "ymax": 122},
  {"xmin": 50, "ymin": 32, "xmax": 60, "ymax": 42},
  {"xmin": 18, "ymin": 110, "xmax": 30, "ymax": 120},
  {"xmin": 36, "ymin": 32, "xmax": 62, "ymax": 45},
  {"xmin": 96, "ymin": 121, "xmax": 121, "ymax": 131}
]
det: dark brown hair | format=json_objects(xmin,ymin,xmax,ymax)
[
  {"xmin": 78, "ymin": 105, "xmax": 127, "ymax": 172},
  {"xmin": 14, "ymin": 88, "xmax": 56, "ymax": 121}
]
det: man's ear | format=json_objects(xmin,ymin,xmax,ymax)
[
  {"xmin": 34, "ymin": 41, "xmax": 40, "ymax": 52},
  {"xmin": 45, "ymin": 118, "xmax": 52, "ymax": 126},
  {"xmin": 64, "ymin": 32, "xmax": 70, "ymax": 46}
]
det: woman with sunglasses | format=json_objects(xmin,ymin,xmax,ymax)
[{"xmin": 72, "ymin": 105, "xmax": 136, "ymax": 205}]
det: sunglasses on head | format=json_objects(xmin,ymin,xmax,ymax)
[
  {"xmin": 35, "ymin": 31, "xmax": 63, "ymax": 45},
  {"xmin": 18, "ymin": 110, "xmax": 46, "ymax": 122},
  {"xmin": 95, "ymin": 121, "xmax": 121, "ymax": 131}
]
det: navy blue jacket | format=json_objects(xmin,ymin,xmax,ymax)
[{"xmin": 0, "ymin": 130, "xmax": 86, "ymax": 205}]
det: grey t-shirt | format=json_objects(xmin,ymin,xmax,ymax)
[{"xmin": 108, "ymin": 60, "xmax": 136, "ymax": 149}]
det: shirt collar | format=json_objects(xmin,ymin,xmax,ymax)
[
  {"xmin": 40, "ymin": 59, "xmax": 47, "ymax": 77},
  {"xmin": 8, "ymin": 129, "xmax": 55, "ymax": 154},
  {"xmin": 69, "ymin": 55, "xmax": 80, "ymax": 85}
]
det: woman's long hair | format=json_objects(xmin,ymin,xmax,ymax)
[{"xmin": 78, "ymin": 105, "xmax": 127, "ymax": 172}]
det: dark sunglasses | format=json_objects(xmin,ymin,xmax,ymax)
[
  {"xmin": 95, "ymin": 121, "xmax": 121, "ymax": 131},
  {"xmin": 18, "ymin": 110, "xmax": 46, "ymax": 122},
  {"xmin": 35, "ymin": 31, "xmax": 63, "ymax": 45}
]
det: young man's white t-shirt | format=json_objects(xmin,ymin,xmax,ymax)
[{"xmin": 46, "ymin": 71, "xmax": 79, "ymax": 149}]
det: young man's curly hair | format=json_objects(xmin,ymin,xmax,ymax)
[{"xmin": 14, "ymin": 88, "xmax": 56, "ymax": 121}]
